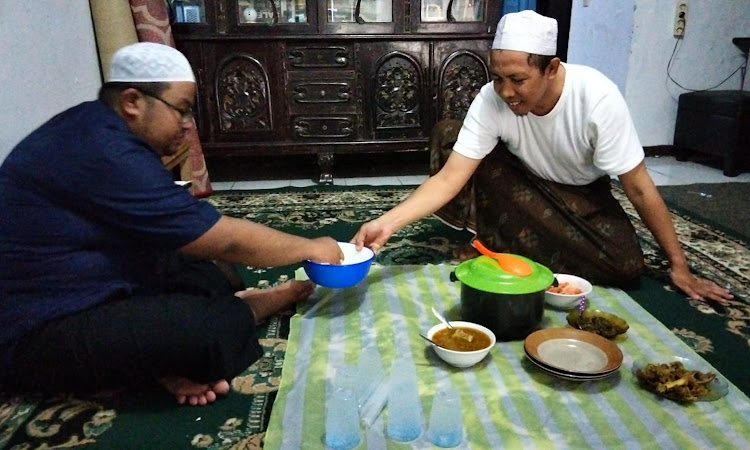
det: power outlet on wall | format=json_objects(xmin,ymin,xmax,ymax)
[{"xmin": 674, "ymin": 0, "xmax": 688, "ymax": 38}]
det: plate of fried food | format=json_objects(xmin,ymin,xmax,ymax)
[
  {"xmin": 566, "ymin": 309, "xmax": 629, "ymax": 339},
  {"xmin": 632, "ymin": 356, "xmax": 728, "ymax": 402}
]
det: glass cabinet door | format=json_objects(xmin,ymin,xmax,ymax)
[
  {"xmin": 170, "ymin": 0, "xmax": 222, "ymax": 35},
  {"xmin": 421, "ymin": 0, "xmax": 483, "ymax": 22},
  {"xmin": 325, "ymin": 0, "xmax": 392, "ymax": 23},
  {"xmin": 237, "ymin": 0, "xmax": 308, "ymax": 24},
  {"xmin": 226, "ymin": 0, "xmax": 317, "ymax": 34},
  {"xmin": 318, "ymin": 0, "xmax": 397, "ymax": 34},
  {"xmin": 412, "ymin": 0, "xmax": 501, "ymax": 34}
]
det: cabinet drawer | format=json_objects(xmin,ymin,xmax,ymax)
[
  {"xmin": 293, "ymin": 116, "xmax": 357, "ymax": 140},
  {"xmin": 288, "ymin": 72, "xmax": 357, "ymax": 114},
  {"xmin": 286, "ymin": 44, "xmax": 353, "ymax": 69}
]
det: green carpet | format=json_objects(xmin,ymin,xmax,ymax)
[
  {"xmin": 657, "ymin": 182, "xmax": 750, "ymax": 242},
  {"xmin": 1, "ymin": 184, "xmax": 748, "ymax": 449}
]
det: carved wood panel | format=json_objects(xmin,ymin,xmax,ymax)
[
  {"xmin": 373, "ymin": 52, "xmax": 422, "ymax": 129},
  {"xmin": 439, "ymin": 50, "xmax": 489, "ymax": 120},
  {"xmin": 215, "ymin": 54, "xmax": 272, "ymax": 132}
]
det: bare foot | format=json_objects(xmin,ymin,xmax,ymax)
[
  {"xmin": 159, "ymin": 376, "xmax": 230, "ymax": 406},
  {"xmin": 235, "ymin": 280, "xmax": 315, "ymax": 324},
  {"xmin": 453, "ymin": 242, "xmax": 479, "ymax": 261}
]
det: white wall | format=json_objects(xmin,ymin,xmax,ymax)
[
  {"xmin": 0, "ymin": 2, "xmax": 101, "ymax": 163},
  {"xmin": 568, "ymin": 0, "xmax": 750, "ymax": 146},
  {"xmin": 568, "ymin": 0, "xmax": 634, "ymax": 93}
]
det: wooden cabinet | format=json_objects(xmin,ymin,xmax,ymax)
[{"xmin": 171, "ymin": 0, "xmax": 502, "ymax": 182}]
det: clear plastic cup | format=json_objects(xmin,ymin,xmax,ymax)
[
  {"xmin": 386, "ymin": 358, "xmax": 422, "ymax": 442},
  {"xmin": 427, "ymin": 386, "xmax": 463, "ymax": 447},
  {"xmin": 334, "ymin": 365, "xmax": 359, "ymax": 396},
  {"xmin": 357, "ymin": 346, "xmax": 385, "ymax": 406},
  {"xmin": 325, "ymin": 387, "xmax": 361, "ymax": 450}
]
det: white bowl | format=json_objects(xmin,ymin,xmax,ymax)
[
  {"xmin": 544, "ymin": 273, "xmax": 593, "ymax": 310},
  {"xmin": 426, "ymin": 321, "xmax": 496, "ymax": 368}
]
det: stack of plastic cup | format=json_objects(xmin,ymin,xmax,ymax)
[
  {"xmin": 325, "ymin": 386, "xmax": 361, "ymax": 450},
  {"xmin": 427, "ymin": 387, "xmax": 463, "ymax": 447},
  {"xmin": 356, "ymin": 347, "xmax": 389, "ymax": 428},
  {"xmin": 356, "ymin": 347, "xmax": 385, "ymax": 405},
  {"xmin": 386, "ymin": 358, "xmax": 422, "ymax": 442},
  {"xmin": 334, "ymin": 365, "xmax": 359, "ymax": 396}
]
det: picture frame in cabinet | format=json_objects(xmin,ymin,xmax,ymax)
[{"xmin": 171, "ymin": 0, "xmax": 204, "ymax": 23}]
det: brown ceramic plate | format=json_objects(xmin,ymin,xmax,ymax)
[
  {"xmin": 525, "ymin": 349, "xmax": 619, "ymax": 381},
  {"xmin": 524, "ymin": 328, "xmax": 623, "ymax": 374}
]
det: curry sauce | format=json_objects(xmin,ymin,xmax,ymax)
[{"xmin": 433, "ymin": 327, "xmax": 492, "ymax": 352}]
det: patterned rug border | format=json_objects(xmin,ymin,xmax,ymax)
[{"xmin": 660, "ymin": 201, "xmax": 749, "ymax": 245}]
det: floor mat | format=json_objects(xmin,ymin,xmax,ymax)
[
  {"xmin": 657, "ymin": 182, "xmax": 750, "ymax": 241},
  {"xmin": 1, "ymin": 184, "xmax": 748, "ymax": 448}
]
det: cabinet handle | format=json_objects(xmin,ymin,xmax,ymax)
[
  {"xmin": 269, "ymin": 0, "xmax": 279, "ymax": 24},
  {"xmin": 354, "ymin": 0, "xmax": 365, "ymax": 24}
]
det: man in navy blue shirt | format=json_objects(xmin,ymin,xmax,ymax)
[{"xmin": 0, "ymin": 42, "xmax": 343, "ymax": 406}]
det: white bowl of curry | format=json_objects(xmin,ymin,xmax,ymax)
[{"xmin": 426, "ymin": 321, "xmax": 496, "ymax": 368}]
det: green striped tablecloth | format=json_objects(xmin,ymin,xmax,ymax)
[{"xmin": 265, "ymin": 264, "xmax": 750, "ymax": 449}]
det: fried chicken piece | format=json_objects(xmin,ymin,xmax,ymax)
[{"xmin": 636, "ymin": 361, "xmax": 716, "ymax": 402}]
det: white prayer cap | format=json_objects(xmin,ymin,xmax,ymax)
[
  {"xmin": 492, "ymin": 10, "xmax": 558, "ymax": 56},
  {"xmin": 108, "ymin": 42, "xmax": 195, "ymax": 83}
]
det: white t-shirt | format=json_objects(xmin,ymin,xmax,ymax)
[{"xmin": 453, "ymin": 63, "xmax": 644, "ymax": 185}]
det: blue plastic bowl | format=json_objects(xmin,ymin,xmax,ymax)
[{"xmin": 303, "ymin": 242, "xmax": 375, "ymax": 288}]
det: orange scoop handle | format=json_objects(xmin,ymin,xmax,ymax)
[
  {"xmin": 472, "ymin": 239, "xmax": 500, "ymax": 258},
  {"xmin": 472, "ymin": 240, "xmax": 533, "ymax": 277}
]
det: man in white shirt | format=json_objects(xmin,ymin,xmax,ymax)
[{"xmin": 353, "ymin": 10, "xmax": 732, "ymax": 302}]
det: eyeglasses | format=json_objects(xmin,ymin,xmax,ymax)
[{"xmin": 139, "ymin": 91, "xmax": 195, "ymax": 123}]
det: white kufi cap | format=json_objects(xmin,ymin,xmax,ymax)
[
  {"xmin": 108, "ymin": 42, "xmax": 195, "ymax": 83},
  {"xmin": 492, "ymin": 10, "xmax": 558, "ymax": 56}
]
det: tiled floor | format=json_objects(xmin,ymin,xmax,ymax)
[
  {"xmin": 643, "ymin": 156, "xmax": 750, "ymax": 185},
  {"xmin": 210, "ymin": 156, "xmax": 750, "ymax": 191}
]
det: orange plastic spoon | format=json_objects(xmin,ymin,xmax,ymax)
[{"xmin": 471, "ymin": 240, "xmax": 533, "ymax": 277}]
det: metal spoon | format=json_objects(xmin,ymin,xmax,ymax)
[
  {"xmin": 419, "ymin": 333, "xmax": 448, "ymax": 348},
  {"xmin": 431, "ymin": 306, "xmax": 454, "ymax": 329},
  {"xmin": 551, "ymin": 267, "xmax": 566, "ymax": 287}
]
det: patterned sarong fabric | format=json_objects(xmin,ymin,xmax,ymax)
[{"xmin": 429, "ymin": 119, "xmax": 644, "ymax": 285}]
